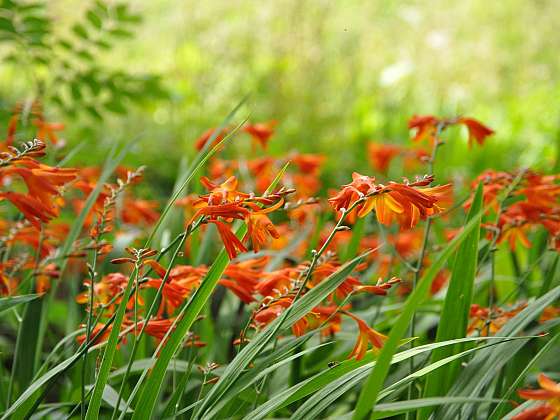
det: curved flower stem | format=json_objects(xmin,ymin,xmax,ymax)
[
  {"xmin": 406, "ymin": 122, "xmax": 444, "ymax": 408},
  {"xmin": 80, "ymin": 246, "xmax": 100, "ymax": 420},
  {"xmin": 250, "ymin": 197, "xmax": 370, "ymax": 405}
]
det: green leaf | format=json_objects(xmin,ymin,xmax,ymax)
[
  {"xmin": 202, "ymin": 339, "xmax": 333, "ymax": 418},
  {"xmin": 193, "ymin": 251, "xmax": 371, "ymax": 419},
  {"xmin": 420, "ymin": 182, "xmax": 483, "ymax": 418},
  {"xmin": 352, "ymin": 212, "xmax": 483, "ymax": 420},
  {"xmin": 85, "ymin": 384, "xmax": 133, "ymax": 413},
  {"xmin": 437, "ymin": 284, "xmax": 560, "ymax": 419},
  {"xmin": 0, "ymin": 294, "xmax": 40, "ymax": 316},
  {"xmin": 130, "ymin": 162, "xmax": 289, "ymax": 420},
  {"xmin": 370, "ymin": 397, "xmax": 502, "ymax": 419},
  {"xmin": 488, "ymin": 332, "xmax": 560, "ymax": 419},
  {"xmin": 72, "ymin": 23, "xmax": 88, "ymax": 39},
  {"xmin": 244, "ymin": 336, "xmax": 511, "ymax": 420},
  {"xmin": 86, "ymin": 10, "xmax": 102, "ymax": 29},
  {"xmin": 2, "ymin": 352, "xmax": 83, "ymax": 419}
]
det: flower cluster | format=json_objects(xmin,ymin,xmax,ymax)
[
  {"xmin": 468, "ymin": 170, "xmax": 560, "ymax": 250},
  {"xmin": 328, "ymin": 172, "xmax": 452, "ymax": 229}
]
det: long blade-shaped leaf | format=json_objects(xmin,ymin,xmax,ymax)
[
  {"xmin": 244, "ymin": 336, "xmax": 514, "ymax": 420},
  {"xmin": 0, "ymin": 294, "xmax": 40, "ymax": 316},
  {"xmin": 437, "ymin": 284, "xmax": 560, "ymax": 419},
  {"xmin": 420, "ymin": 182, "xmax": 483, "ymax": 418},
  {"xmin": 129, "ymin": 161, "xmax": 289, "ymax": 419},
  {"xmin": 193, "ymin": 251, "xmax": 371, "ymax": 419},
  {"xmin": 352, "ymin": 212, "xmax": 482, "ymax": 420}
]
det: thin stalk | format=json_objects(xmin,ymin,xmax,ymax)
[
  {"xmin": 7, "ymin": 224, "xmax": 43, "ymax": 405},
  {"xmin": 111, "ymin": 221, "xmax": 202, "ymax": 420},
  {"xmin": 248, "ymin": 199, "xmax": 370, "ymax": 409},
  {"xmin": 406, "ymin": 122, "xmax": 443, "ymax": 410},
  {"xmin": 80, "ymin": 246, "xmax": 99, "ymax": 420}
]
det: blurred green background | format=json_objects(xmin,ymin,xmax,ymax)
[{"xmin": 1, "ymin": 0, "xmax": 560, "ymax": 191}]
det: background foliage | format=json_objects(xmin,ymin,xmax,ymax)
[
  {"xmin": 1, "ymin": 1, "xmax": 560, "ymax": 419},
  {"xmin": 1, "ymin": 0, "xmax": 559, "ymax": 184}
]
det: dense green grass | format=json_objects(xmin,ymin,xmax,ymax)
[{"xmin": 1, "ymin": 1, "xmax": 559, "ymax": 419}]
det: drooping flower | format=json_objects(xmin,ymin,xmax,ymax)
[
  {"xmin": 408, "ymin": 115, "xmax": 440, "ymax": 143},
  {"xmin": 218, "ymin": 257, "xmax": 268, "ymax": 303},
  {"xmin": 408, "ymin": 115, "xmax": 494, "ymax": 147},
  {"xmin": 513, "ymin": 373, "xmax": 560, "ymax": 420},
  {"xmin": 209, "ymin": 219, "xmax": 248, "ymax": 259},
  {"xmin": 0, "ymin": 158, "xmax": 77, "ymax": 227},
  {"xmin": 244, "ymin": 199, "xmax": 283, "ymax": 252},
  {"xmin": 242, "ymin": 120, "xmax": 277, "ymax": 149},
  {"xmin": 76, "ymin": 272, "xmax": 137, "ymax": 312},
  {"xmin": 344, "ymin": 311, "xmax": 387, "ymax": 360},
  {"xmin": 0, "ymin": 192, "xmax": 57, "ymax": 228},
  {"xmin": 368, "ymin": 143, "xmax": 402, "ymax": 173},
  {"xmin": 195, "ymin": 127, "xmax": 227, "ymax": 151},
  {"xmin": 76, "ymin": 322, "xmax": 114, "ymax": 346},
  {"xmin": 457, "ymin": 117, "xmax": 495, "ymax": 147},
  {"xmin": 467, "ymin": 303, "xmax": 526, "ymax": 336},
  {"xmin": 539, "ymin": 306, "xmax": 560, "ymax": 323},
  {"xmin": 121, "ymin": 198, "xmax": 160, "ymax": 225},
  {"xmin": 255, "ymin": 267, "xmax": 300, "ymax": 297},
  {"xmin": 329, "ymin": 173, "xmax": 452, "ymax": 229}
]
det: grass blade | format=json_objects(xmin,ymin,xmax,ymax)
[
  {"xmin": 0, "ymin": 294, "xmax": 40, "ymax": 316},
  {"xmin": 437, "ymin": 284, "xmax": 560, "ymax": 419},
  {"xmin": 129, "ymin": 160, "xmax": 289, "ymax": 419},
  {"xmin": 352, "ymin": 212, "xmax": 483, "ymax": 420},
  {"xmin": 420, "ymin": 182, "xmax": 483, "ymax": 418},
  {"xmin": 194, "ymin": 251, "xmax": 371, "ymax": 419},
  {"xmin": 244, "ymin": 336, "xmax": 511, "ymax": 420}
]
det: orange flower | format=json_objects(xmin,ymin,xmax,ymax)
[
  {"xmin": 219, "ymin": 257, "xmax": 268, "ymax": 303},
  {"xmin": 255, "ymin": 267, "xmax": 299, "ymax": 297},
  {"xmin": 196, "ymin": 176, "xmax": 250, "ymax": 206},
  {"xmin": 208, "ymin": 158, "xmax": 239, "ymax": 180},
  {"xmin": 408, "ymin": 115, "xmax": 494, "ymax": 147},
  {"xmin": 539, "ymin": 306, "xmax": 560, "ymax": 323},
  {"xmin": 209, "ymin": 220, "xmax": 247, "ymax": 259},
  {"xmin": 242, "ymin": 120, "xmax": 277, "ymax": 149},
  {"xmin": 140, "ymin": 318, "xmax": 206, "ymax": 347},
  {"xmin": 368, "ymin": 143, "xmax": 402, "ymax": 173},
  {"xmin": 513, "ymin": 374, "xmax": 560, "ymax": 420},
  {"xmin": 77, "ymin": 322, "xmax": 114, "ymax": 346},
  {"xmin": 457, "ymin": 117, "xmax": 495, "ymax": 147},
  {"xmin": 76, "ymin": 272, "xmax": 136, "ymax": 312},
  {"xmin": 329, "ymin": 173, "xmax": 452, "ymax": 230},
  {"xmin": 253, "ymin": 296, "xmax": 310, "ymax": 337},
  {"xmin": 328, "ymin": 172, "xmax": 377, "ymax": 218},
  {"xmin": 367, "ymin": 181, "xmax": 451, "ymax": 229},
  {"xmin": 192, "ymin": 203, "xmax": 250, "ymax": 222},
  {"xmin": 121, "ymin": 198, "xmax": 160, "ymax": 225},
  {"xmin": 344, "ymin": 312, "xmax": 387, "ymax": 360},
  {"xmin": 143, "ymin": 261, "xmax": 207, "ymax": 315},
  {"xmin": 248, "ymin": 157, "xmax": 276, "ymax": 193},
  {"xmin": 290, "ymin": 153, "xmax": 325, "ymax": 174},
  {"xmin": 465, "ymin": 170, "xmax": 513, "ymax": 212},
  {"xmin": 0, "ymin": 192, "xmax": 57, "ymax": 228},
  {"xmin": 309, "ymin": 305, "xmax": 348, "ymax": 337},
  {"xmin": 253, "ymin": 297, "xmax": 293, "ymax": 326},
  {"xmin": 408, "ymin": 115, "xmax": 440, "ymax": 143},
  {"xmin": 33, "ymin": 118, "xmax": 64, "ymax": 144},
  {"xmin": 467, "ymin": 303, "xmax": 526, "ymax": 336},
  {"xmin": 244, "ymin": 199, "xmax": 283, "ymax": 252},
  {"xmin": 195, "ymin": 127, "xmax": 227, "ymax": 151},
  {"xmin": 0, "ymin": 160, "xmax": 77, "ymax": 227}
]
